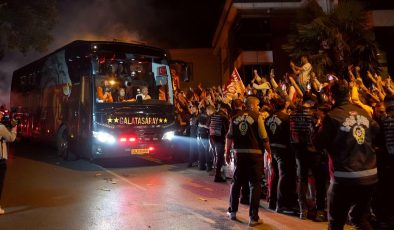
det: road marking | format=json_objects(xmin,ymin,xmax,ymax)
[{"xmin": 95, "ymin": 165, "xmax": 147, "ymax": 191}]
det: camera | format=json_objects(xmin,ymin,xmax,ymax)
[{"xmin": 0, "ymin": 108, "xmax": 18, "ymax": 130}]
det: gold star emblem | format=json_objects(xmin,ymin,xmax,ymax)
[
  {"xmin": 163, "ymin": 118, "xmax": 167, "ymax": 123},
  {"xmin": 114, "ymin": 117, "xmax": 119, "ymax": 123},
  {"xmin": 107, "ymin": 117, "xmax": 113, "ymax": 123},
  {"xmin": 159, "ymin": 118, "xmax": 163, "ymax": 123}
]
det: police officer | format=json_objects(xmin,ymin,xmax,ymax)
[
  {"xmin": 265, "ymin": 97, "xmax": 297, "ymax": 214},
  {"xmin": 315, "ymin": 80, "xmax": 380, "ymax": 230},
  {"xmin": 225, "ymin": 96, "xmax": 271, "ymax": 227},
  {"xmin": 231, "ymin": 99, "xmax": 250, "ymax": 205},
  {"xmin": 0, "ymin": 108, "xmax": 17, "ymax": 215},
  {"xmin": 209, "ymin": 102, "xmax": 230, "ymax": 182}
]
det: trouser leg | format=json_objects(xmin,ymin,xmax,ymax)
[
  {"xmin": 249, "ymin": 155, "xmax": 264, "ymax": 219},
  {"xmin": 229, "ymin": 156, "xmax": 246, "ymax": 213},
  {"xmin": 0, "ymin": 159, "xmax": 7, "ymax": 201},
  {"xmin": 328, "ymin": 183, "xmax": 352, "ymax": 230},
  {"xmin": 214, "ymin": 142, "xmax": 225, "ymax": 178},
  {"xmin": 349, "ymin": 185, "xmax": 375, "ymax": 230},
  {"xmin": 311, "ymin": 153, "xmax": 327, "ymax": 211},
  {"xmin": 275, "ymin": 148, "xmax": 297, "ymax": 209},
  {"xmin": 296, "ymin": 152, "xmax": 309, "ymax": 211}
]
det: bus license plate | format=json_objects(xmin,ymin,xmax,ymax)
[{"xmin": 131, "ymin": 148, "xmax": 149, "ymax": 155}]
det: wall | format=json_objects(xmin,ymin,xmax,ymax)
[{"xmin": 168, "ymin": 48, "xmax": 222, "ymax": 89}]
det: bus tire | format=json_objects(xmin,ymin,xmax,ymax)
[{"xmin": 57, "ymin": 126, "xmax": 78, "ymax": 161}]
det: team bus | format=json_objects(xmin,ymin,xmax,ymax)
[{"xmin": 11, "ymin": 40, "xmax": 187, "ymax": 160}]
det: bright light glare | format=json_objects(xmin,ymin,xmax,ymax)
[
  {"xmin": 162, "ymin": 131, "xmax": 175, "ymax": 141},
  {"xmin": 93, "ymin": 131, "xmax": 116, "ymax": 144}
]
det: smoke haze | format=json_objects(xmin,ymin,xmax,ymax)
[{"xmin": 0, "ymin": 0, "xmax": 224, "ymax": 105}]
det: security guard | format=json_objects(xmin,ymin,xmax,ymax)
[
  {"xmin": 316, "ymin": 80, "xmax": 380, "ymax": 230},
  {"xmin": 225, "ymin": 96, "xmax": 271, "ymax": 227}
]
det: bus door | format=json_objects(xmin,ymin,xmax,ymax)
[{"xmin": 78, "ymin": 75, "xmax": 92, "ymax": 142}]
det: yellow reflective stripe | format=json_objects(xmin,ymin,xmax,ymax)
[
  {"xmin": 334, "ymin": 168, "xmax": 377, "ymax": 178},
  {"xmin": 234, "ymin": 149, "xmax": 262, "ymax": 154}
]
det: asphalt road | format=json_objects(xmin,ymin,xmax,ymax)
[{"xmin": 0, "ymin": 142, "xmax": 341, "ymax": 230}]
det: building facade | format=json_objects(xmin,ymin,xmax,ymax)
[{"xmin": 213, "ymin": 0, "xmax": 394, "ymax": 85}]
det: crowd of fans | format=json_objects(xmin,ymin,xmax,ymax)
[{"xmin": 173, "ymin": 56, "xmax": 394, "ymax": 229}]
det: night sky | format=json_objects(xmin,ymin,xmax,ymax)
[{"xmin": 0, "ymin": 0, "xmax": 225, "ymax": 105}]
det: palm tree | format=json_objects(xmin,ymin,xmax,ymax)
[{"xmin": 283, "ymin": 0, "xmax": 379, "ymax": 80}]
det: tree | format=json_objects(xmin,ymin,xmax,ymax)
[
  {"xmin": 283, "ymin": 0, "xmax": 379, "ymax": 79},
  {"xmin": 0, "ymin": 0, "xmax": 56, "ymax": 60}
]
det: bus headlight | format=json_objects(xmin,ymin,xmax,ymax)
[
  {"xmin": 162, "ymin": 131, "xmax": 175, "ymax": 141},
  {"xmin": 93, "ymin": 131, "xmax": 116, "ymax": 144}
]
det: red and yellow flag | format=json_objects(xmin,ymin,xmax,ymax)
[{"xmin": 224, "ymin": 68, "xmax": 246, "ymax": 100}]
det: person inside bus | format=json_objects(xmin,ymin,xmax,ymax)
[
  {"xmin": 117, "ymin": 88, "xmax": 128, "ymax": 102},
  {"xmin": 96, "ymin": 79, "xmax": 113, "ymax": 103},
  {"xmin": 141, "ymin": 86, "xmax": 151, "ymax": 100}
]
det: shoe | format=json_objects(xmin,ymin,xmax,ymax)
[
  {"xmin": 299, "ymin": 209, "xmax": 308, "ymax": 220},
  {"xmin": 248, "ymin": 217, "xmax": 262, "ymax": 227},
  {"xmin": 0, "ymin": 206, "xmax": 5, "ymax": 215},
  {"xmin": 227, "ymin": 211, "xmax": 236, "ymax": 220},
  {"xmin": 315, "ymin": 210, "xmax": 327, "ymax": 222},
  {"xmin": 214, "ymin": 177, "xmax": 226, "ymax": 183}
]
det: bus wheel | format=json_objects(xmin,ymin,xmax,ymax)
[{"xmin": 57, "ymin": 126, "xmax": 77, "ymax": 161}]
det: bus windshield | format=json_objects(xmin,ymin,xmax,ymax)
[{"xmin": 94, "ymin": 52, "xmax": 173, "ymax": 105}]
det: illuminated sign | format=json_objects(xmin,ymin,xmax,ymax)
[{"xmin": 107, "ymin": 116, "xmax": 168, "ymax": 125}]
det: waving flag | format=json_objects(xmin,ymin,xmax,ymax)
[{"xmin": 223, "ymin": 68, "xmax": 246, "ymax": 101}]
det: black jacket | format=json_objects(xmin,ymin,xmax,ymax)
[{"xmin": 315, "ymin": 101, "xmax": 380, "ymax": 185}]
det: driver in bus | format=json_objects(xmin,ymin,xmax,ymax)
[{"xmin": 97, "ymin": 79, "xmax": 114, "ymax": 103}]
